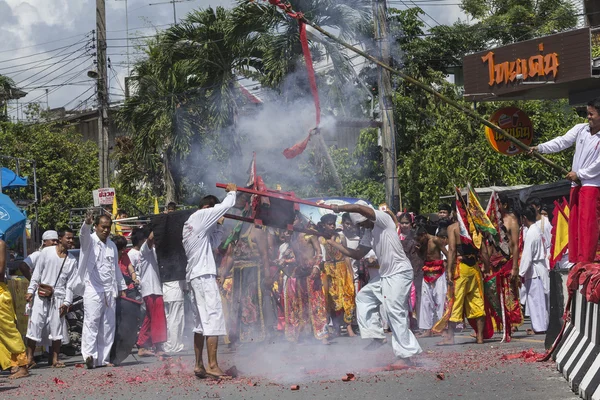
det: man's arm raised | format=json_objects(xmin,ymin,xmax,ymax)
[{"xmin": 331, "ymin": 203, "xmax": 375, "ymax": 221}]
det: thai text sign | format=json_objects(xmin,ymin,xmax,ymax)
[
  {"xmin": 485, "ymin": 107, "xmax": 533, "ymax": 156},
  {"xmin": 93, "ymin": 188, "xmax": 116, "ymax": 206},
  {"xmin": 481, "ymin": 46, "xmax": 559, "ymax": 86},
  {"xmin": 463, "ymin": 28, "xmax": 591, "ymax": 100}
]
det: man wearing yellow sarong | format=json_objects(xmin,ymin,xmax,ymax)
[
  {"xmin": 437, "ymin": 221, "xmax": 486, "ymax": 345},
  {"xmin": 0, "ymin": 239, "xmax": 29, "ymax": 378}
]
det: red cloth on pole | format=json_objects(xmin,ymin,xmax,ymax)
[
  {"xmin": 283, "ymin": 133, "xmax": 312, "ymax": 159},
  {"xmin": 136, "ymin": 294, "xmax": 168, "ymax": 348},
  {"xmin": 568, "ymin": 186, "xmax": 600, "ymax": 263}
]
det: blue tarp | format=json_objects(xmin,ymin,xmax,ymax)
[
  {"xmin": 1, "ymin": 167, "xmax": 28, "ymax": 189},
  {"xmin": 0, "ymin": 193, "xmax": 26, "ymax": 245},
  {"xmin": 299, "ymin": 197, "xmax": 374, "ymax": 227}
]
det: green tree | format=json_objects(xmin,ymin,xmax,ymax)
[{"xmin": 0, "ymin": 121, "xmax": 99, "ymax": 229}]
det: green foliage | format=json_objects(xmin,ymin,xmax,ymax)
[{"xmin": 0, "ymin": 121, "xmax": 99, "ymax": 229}]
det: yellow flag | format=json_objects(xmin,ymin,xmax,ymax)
[
  {"xmin": 154, "ymin": 198, "xmax": 160, "ymax": 214},
  {"xmin": 551, "ymin": 202, "xmax": 570, "ymax": 265},
  {"xmin": 112, "ymin": 195, "xmax": 118, "ymax": 218}
]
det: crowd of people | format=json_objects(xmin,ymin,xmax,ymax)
[
  {"xmin": 0, "ymin": 98, "xmax": 598, "ymax": 380},
  {"xmin": 0, "ymin": 183, "xmax": 571, "ymax": 380}
]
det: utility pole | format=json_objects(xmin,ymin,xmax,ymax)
[
  {"xmin": 372, "ymin": 0, "xmax": 399, "ymax": 212},
  {"xmin": 96, "ymin": 0, "xmax": 110, "ymax": 188}
]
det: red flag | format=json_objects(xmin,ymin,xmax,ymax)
[
  {"xmin": 455, "ymin": 187, "xmax": 473, "ymax": 245},
  {"xmin": 282, "ymin": 132, "xmax": 312, "ymax": 159}
]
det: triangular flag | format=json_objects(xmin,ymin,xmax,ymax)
[
  {"xmin": 112, "ymin": 194, "xmax": 118, "ymax": 219},
  {"xmin": 455, "ymin": 186, "xmax": 473, "ymax": 245},
  {"xmin": 467, "ymin": 183, "xmax": 499, "ymax": 243},
  {"xmin": 550, "ymin": 198, "xmax": 569, "ymax": 269},
  {"xmin": 111, "ymin": 195, "xmax": 119, "ymax": 235},
  {"xmin": 485, "ymin": 191, "xmax": 510, "ymax": 256},
  {"xmin": 154, "ymin": 198, "xmax": 159, "ymax": 214}
]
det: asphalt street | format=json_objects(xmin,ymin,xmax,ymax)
[{"xmin": 0, "ymin": 321, "xmax": 580, "ymax": 400}]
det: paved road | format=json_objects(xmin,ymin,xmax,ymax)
[{"xmin": 1, "ymin": 322, "xmax": 579, "ymax": 400}]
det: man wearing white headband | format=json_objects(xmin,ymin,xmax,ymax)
[
  {"xmin": 327, "ymin": 200, "xmax": 422, "ymax": 367},
  {"xmin": 19, "ymin": 230, "xmax": 59, "ymax": 281}
]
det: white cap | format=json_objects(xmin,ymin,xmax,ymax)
[
  {"xmin": 349, "ymin": 200, "xmax": 372, "ymax": 225},
  {"xmin": 42, "ymin": 230, "xmax": 58, "ymax": 241}
]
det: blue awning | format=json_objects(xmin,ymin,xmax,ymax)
[
  {"xmin": 1, "ymin": 167, "xmax": 28, "ymax": 189},
  {"xmin": 0, "ymin": 193, "xmax": 26, "ymax": 245}
]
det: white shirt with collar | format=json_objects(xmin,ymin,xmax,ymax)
[
  {"xmin": 182, "ymin": 191, "xmax": 236, "ymax": 282},
  {"xmin": 537, "ymin": 123, "xmax": 600, "ymax": 187},
  {"xmin": 71, "ymin": 223, "xmax": 126, "ymax": 299}
]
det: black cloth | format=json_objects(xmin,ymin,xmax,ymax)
[{"xmin": 150, "ymin": 209, "xmax": 195, "ymax": 283}]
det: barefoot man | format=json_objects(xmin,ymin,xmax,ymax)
[
  {"xmin": 183, "ymin": 184, "xmax": 236, "ymax": 379},
  {"xmin": 415, "ymin": 226, "xmax": 448, "ymax": 337},
  {"xmin": 328, "ymin": 201, "xmax": 422, "ymax": 367},
  {"xmin": 438, "ymin": 220, "xmax": 487, "ymax": 345}
]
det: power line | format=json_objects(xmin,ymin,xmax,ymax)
[
  {"xmin": 0, "ymin": 56, "xmax": 84, "ymax": 74},
  {"xmin": 62, "ymin": 85, "xmax": 96, "ymax": 110},
  {"xmin": 0, "ymin": 41, "xmax": 89, "ymax": 64},
  {"xmin": 0, "ymin": 31, "xmax": 92, "ymax": 55},
  {"xmin": 15, "ymin": 45, "xmax": 92, "ymax": 87}
]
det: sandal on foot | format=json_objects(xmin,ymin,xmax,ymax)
[{"xmin": 52, "ymin": 362, "xmax": 66, "ymax": 368}]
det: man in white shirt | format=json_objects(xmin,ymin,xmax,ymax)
[
  {"xmin": 530, "ymin": 98, "xmax": 600, "ymax": 263},
  {"xmin": 327, "ymin": 201, "xmax": 422, "ymax": 368},
  {"xmin": 129, "ymin": 227, "xmax": 167, "ymax": 357},
  {"xmin": 18, "ymin": 230, "xmax": 58, "ymax": 281},
  {"xmin": 519, "ymin": 206, "xmax": 550, "ymax": 334},
  {"xmin": 25, "ymin": 227, "xmax": 77, "ymax": 368},
  {"xmin": 182, "ymin": 183, "xmax": 236, "ymax": 379},
  {"xmin": 71, "ymin": 212, "xmax": 126, "ymax": 369}
]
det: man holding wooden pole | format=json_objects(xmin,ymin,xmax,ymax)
[{"xmin": 530, "ymin": 98, "xmax": 600, "ymax": 263}]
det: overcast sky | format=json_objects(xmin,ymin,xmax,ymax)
[{"xmin": 0, "ymin": 0, "xmax": 466, "ymax": 120}]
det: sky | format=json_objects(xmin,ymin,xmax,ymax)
[{"xmin": 0, "ymin": 0, "xmax": 466, "ymax": 121}]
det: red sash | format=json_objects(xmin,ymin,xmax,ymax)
[{"xmin": 422, "ymin": 260, "xmax": 445, "ymax": 284}]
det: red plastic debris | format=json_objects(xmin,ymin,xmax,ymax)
[
  {"xmin": 500, "ymin": 349, "xmax": 545, "ymax": 362},
  {"xmin": 342, "ymin": 373, "xmax": 356, "ymax": 382},
  {"xmin": 74, "ymin": 363, "xmax": 84, "ymax": 368},
  {"xmin": 290, "ymin": 385, "xmax": 300, "ymax": 391},
  {"xmin": 53, "ymin": 377, "xmax": 65, "ymax": 385}
]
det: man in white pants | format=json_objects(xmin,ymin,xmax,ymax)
[
  {"xmin": 182, "ymin": 183, "xmax": 236, "ymax": 379},
  {"xmin": 25, "ymin": 227, "xmax": 77, "ymax": 368},
  {"xmin": 328, "ymin": 201, "xmax": 422, "ymax": 367},
  {"xmin": 162, "ymin": 280, "xmax": 186, "ymax": 353},
  {"xmin": 519, "ymin": 205, "xmax": 550, "ymax": 334},
  {"xmin": 71, "ymin": 212, "xmax": 126, "ymax": 369}
]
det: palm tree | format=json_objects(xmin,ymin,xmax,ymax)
[
  {"xmin": 117, "ymin": 39, "xmax": 205, "ymax": 202},
  {"xmin": 0, "ymin": 75, "xmax": 17, "ymax": 121},
  {"xmin": 230, "ymin": 0, "xmax": 372, "ymax": 95}
]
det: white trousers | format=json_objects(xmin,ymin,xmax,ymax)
[
  {"xmin": 163, "ymin": 300, "xmax": 185, "ymax": 353},
  {"xmin": 356, "ymin": 270, "xmax": 422, "ymax": 359},
  {"xmin": 523, "ymin": 277, "xmax": 549, "ymax": 333},
  {"xmin": 189, "ymin": 275, "xmax": 226, "ymax": 336},
  {"xmin": 418, "ymin": 274, "xmax": 447, "ymax": 330},
  {"xmin": 26, "ymin": 294, "xmax": 65, "ymax": 343},
  {"xmin": 82, "ymin": 290, "xmax": 116, "ymax": 366}
]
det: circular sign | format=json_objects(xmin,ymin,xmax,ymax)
[{"xmin": 485, "ymin": 107, "xmax": 533, "ymax": 156}]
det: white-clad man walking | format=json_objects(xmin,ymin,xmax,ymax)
[
  {"xmin": 71, "ymin": 212, "xmax": 126, "ymax": 369},
  {"xmin": 182, "ymin": 183, "xmax": 236, "ymax": 379},
  {"xmin": 25, "ymin": 227, "xmax": 78, "ymax": 368}
]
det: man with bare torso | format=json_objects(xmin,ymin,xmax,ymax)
[
  {"xmin": 284, "ymin": 217, "xmax": 330, "ymax": 344},
  {"xmin": 438, "ymin": 221, "xmax": 487, "ymax": 345},
  {"xmin": 415, "ymin": 226, "xmax": 448, "ymax": 337}
]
